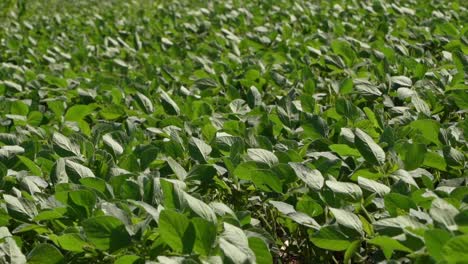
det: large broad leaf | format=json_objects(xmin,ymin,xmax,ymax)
[
  {"xmin": 82, "ymin": 216, "xmax": 131, "ymax": 252},
  {"xmin": 391, "ymin": 76, "xmax": 412, "ymax": 88},
  {"xmin": 27, "ymin": 244, "xmax": 64, "ymax": 264},
  {"xmin": 442, "ymin": 235, "xmax": 468, "ymax": 263},
  {"xmin": 424, "ymin": 229, "xmax": 452, "ymax": 262},
  {"xmin": 17, "ymin": 155, "xmax": 42, "ymax": 176},
  {"xmin": 233, "ymin": 161, "xmax": 267, "ymax": 181},
  {"xmin": 288, "ymin": 162, "xmax": 324, "ymax": 190},
  {"xmin": 246, "ymin": 148, "xmax": 278, "ymax": 167},
  {"xmin": 135, "ymin": 92, "xmax": 154, "ymax": 114},
  {"xmin": 329, "ymin": 144, "xmax": 361, "ymax": 157},
  {"xmin": 102, "ymin": 133, "xmax": 124, "ymax": 155},
  {"xmin": 158, "ymin": 209, "xmax": 195, "ymax": 253},
  {"xmin": 357, "ymin": 177, "xmax": 390, "ymax": 196},
  {"xmin": 411, "ymin": 95, "xmax": 431, "ymax": 116},
  {"xmin": 52, "ymin": 132, "xmax": 80, "ymax": 157},
  {"xmin": 0, "ymin": 145, "xmax": 25, "ymax": 159},
  {"xmin": 354, "ymin": 128, "xmax": 385, "ymax": 166},
  {"xmin": 160, "ymin": 179, "xmax": 186, "ymax": 210},
  {"xmin": 65, "ymin": 104, "xmax": 96, "ymax": 122},
  {"xmin": 248, "ymin": 237, "xmax": 272, "ymax": 264},
  {"xmin": 159, "ymin": 89, "xmax": 180, "ymax": 115},
  {"xmin": 374, "ymin": 216, "xmax": 426, "ymax": 233},
  {"xmin": 192, "ymin": 217, "xmax": 217, "ymax": 256},
  {"xmin": 384, "ymin": 193, "xmax": 417, "ymax": 217},
  {"xmin": 233, "ymin": 162, "xmax": 282, "ymax": 192},
  {"xmin": 329, "ymin": 208, "xmax": 363, "ymax": 234},
  {"xmin": 331, "ymin": 40, "xmax": 356, "ymax": 66},
  {"xmin": 56, "ymin": 233, "xmax": 89, "ymax": 252},
  {"xmin": 409, "ymin": 120, "xmax": 440, "ymax": 146},
  {"xmin": 336, "ymin": 98, "xmax": 361, "ymax": 121},
  {"xmin": 309, "ymin": 226, "xmax": 352, "ymax": 251},
  {"xmin": 166, "ymin": 157, "xmax": 188, "ymax": 181},
  {"xmin": 3, "ymin": 194, "xmax": 37, "ymax": 221},
  {"xmin": 368, "ymin": 236, "xmax": 412, "ymax": 259},
  {"xmin": 429, "ymin": 198, "xmax": 459, "ymax": 231},
  {"xmin": 68, "ymin": 189, "xmax": 97, "ymax": 218},
  {"xmin": 65, "ymin": 160, "xmax": 95, "ymax": 181},
  {"xmin": 219, "ymin": 223, "xmax": 255, "ymax": 264},
  {"xmin": 269, "ymin": 201, "xmax": 320, "ymax": 229},
  {"xmin": 403, "ymin": 143, "xmax": 427, "ymax": 170},
  {"xmin": 189, "ymin": 137, "xmax": 212, "ymax": 162},
  {"xmin": 0, "ymin": 229, "xmax": 26, "ymax": 264},
  {"xmin": 183, "ymin": 193, "xmax": 217, "ymax": 223},
  {"xmin": 325, "ymin": 181, "xmax": 363, "ymax": 201}
]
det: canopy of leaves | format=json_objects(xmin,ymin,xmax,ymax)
[{"xmin": 0, "ymin": 0, "xmax": 466, "ymax": 263}]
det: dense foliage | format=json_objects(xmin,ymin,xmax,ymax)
[{"xmin": 0, "ymin": 0, "xmax": 467, "ymax": 263}]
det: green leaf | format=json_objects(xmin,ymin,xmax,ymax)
[
  {"xmin": 424, "ymin": 229, "xmax": 452, "ymax": 262},
  {"xmin": 329, "ymin": 208, "xmax": 363, "ymax": 234},
  {"xmin": 82, "ymin": 216, "xmax": 131, "ymax": 252},
  {"xmin": 357, "ymin": 177, "xmax": 390, "ymax": 197},
  {"xmin": 404, "ymin": 143, "xmax": 427, "ymax": 170},
  {"xmin": 344, "ymin": 240, "xmax": 361, "ymax": 264},
  {"xmin": 354, "ymin": 128, "xmax": 386, "ymax": 166},
  {"xmin": 52, "ymin": 132, "xmax": 81, "ymax": 157},
  {"xmin": 135, "ymin": 92, "xmax": 154, "ymax": 113},
  {"xmin": 384, "ymin": 193, "xmax": 417, "ymax": 217},
  {"xmin": 166, "ymin": 157, "xmax": 187, "ymax": 181},
  {"xmin": 442, "ymin": 235, "xmax": 468, "ymax": 263},
  {"xmin": 411, "ymin": 95, "xmax": 431, "ymax": 116},
  {"xmin": 0, "ymin": 236, "xmax": 26, "ymax": 263},
  {"xmin": 17, "ymin": 155, "xmax": 42, "ymax": 176},
  {"xmin": 247, "ymin": 148, "xmax": 278, "ymax": 167},
  {"xmin": 409, "ymin": 120, "xmax": 440, "ymax": 146},
  {"xmin": 56, "ymin": 233, "xmax": 89, "ymax": 252},
  {"xmin": 102, "ymin": 133, "xmax": 123, "ymax": 155},
  {"xmin": 336, "ymin": 98, "xmax": 361, "ymax": 121},
  {"xmin": 325, "ymin": 181, "xmax": 363, "ymax": 201},
  {"xmin": 233, "ymin": 161, "xmax": 266, "ymax": 180},
  {"xmin": 248, "ymin": 237, "xmax": 272, "ymax": 264},
  {"xmin": 269, "ymin": 201, "xmax": 320, "ymax": 229},
  {"xmin": 310, "ymin": 226, "xmax": 352, "ymax": 251},
  {"xmin": 331, "ymin": 40, "xmax": 356, "ymax": 66},
  {"xmin": 219, "ymin": 223, "xmax": 255, "ymax": 264},
  {"xmin": 3, "ymin": 194, "xmax": 36, "ymax": 221},
  {"xmin": 368, "ymin": 236, "xmax": 412, "ymax": 259},
  {"xmin": 430, "ymin": 198, "xmax": 459, "ymax": 230},
  {"xmin": 10, "ymin": 100, "xmax": 29, "ymax": 116},
  {"xmin": 423, "ymin": 151, "xmax": 447, "ymax": 171},
  {"xmin": 443, "ymin": 146, "xmax": 465, "ymax": 168},
  {"xmin": 68, "ymin": 190, "xmax": 96, "ymax": 218},
  {"xmin": 65, "ymin": 104, "xmax": 96, "ymax": 121},
  {"xmin": 0, "ymin": 145, "xmax": 25, "ymax": 159},
  {"xmin": 288, "ymin": 162, "xmax": 324, "ymax": 190},
  {"xmin": 192, "ymin": 217, "xmax": 216, "ymax": 256},
  {"xmin": 329, "ymin": 144, "xmax": 361, "ymax": 157},
  {"xmin": 183, "ymin": 193, "xmax": 217, "ymax": 223},
  {"xmin": 65, "ymin": 160, "xmax": 95, "ymax": 181},
  {"xmin": 27, "ymin": 244, "xmax": 64, "ymax": 264},
  {"xmin": 186, "ymin": 164, "xmax": 217, "ymax": 182},
  {"xmin": 114, "ymin": 255, "xmax": 142, "ymax": 264},
  {"xmin": 391, "ymin": 76, "xmax": 412, "ymax": 88},
  {"xmin": 297, "ymin": 196, "xmax": 323, "ymax": 217},
  {"xmin": 340, "ymin": 78, "xmax": 354, "ymax": 94},
  {"xmin": 159, "ymin": 89, "xmax": 180, "ymax": 115},
  {"xmin": 159, "ymin": 209, "xmax": 195, "ymax": 253},
  {"xmin": 189, "ymin": 137, "xmax": 212, "ymax": 162},
  {"xmin": 233, "ymin": 162, "xmax": 282, "ymax": 192}
]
